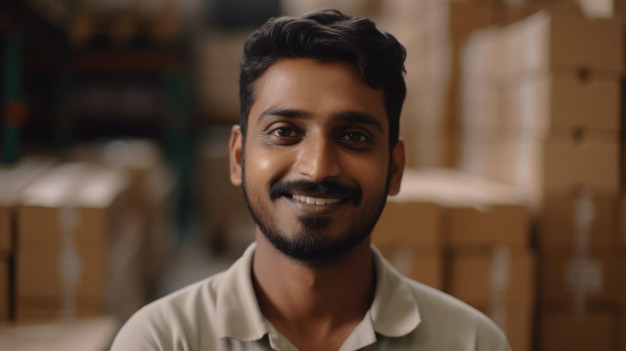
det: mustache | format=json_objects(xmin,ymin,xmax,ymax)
[{"xmin": 269, "ymin": 180, "xmax": 362, "ymax": 205}]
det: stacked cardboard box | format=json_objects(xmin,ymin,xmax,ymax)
[
  {"xmin": 0, "ymin": 158, "xmax": 57, "ymax": 321},
  {"xmin": 14, "ymin": 163, "xmax": 144, "ymax": 321},
  {"xmin": 459, "ymin": 8, "xmax": 626, "ymax": 350},
  {"xmin": 380, "ymin": 0, "xmax": 498, "ymax": 168},
  {"xmin": 407, "ymin": 169, "xmax": 534, "ymax": 351},
  {"xmin": 502, "ymin": 11, "xmax": 624, "ymax": 351},
  {"xmin": 67, "ymin": 139, "xmax": 175, "ymax": 299},
  {"xmin": 374, "ymin": 168, "xmax": 533, "ymax": 350},
  {"xmin": 461, "ymin": 10, "xmax": 623, "ymax": 205}
]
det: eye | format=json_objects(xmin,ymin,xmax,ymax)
[
  {"xmin": 340, "ymin": 131, "xmax": 369, "ymax": 143},
  {"xmin": 337, "ymin": 130, "xmax": 373, "ymax": 151},
  {"xmin": 273, "ymin": 127, "xmax": 298, "ymax": 138},
  {"xmin": 265, "ymin": 125, "xmax": 303, "ymax": 145}
]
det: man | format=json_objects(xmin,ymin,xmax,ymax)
[{"xmin": 111, "ymin": 9, "xmax": 512, "ymax": 351}]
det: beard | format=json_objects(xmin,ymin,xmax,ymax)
[{"xmin": 240, "ymin": 155, "xmax": 391, "ymax": 263}]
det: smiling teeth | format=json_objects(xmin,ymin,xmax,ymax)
[{"xmin": 292, "ymin": 194, "xmax": 341, "ymax": 205}]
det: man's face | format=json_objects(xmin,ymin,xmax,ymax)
[{"xmin": 229, "ymin": 58, "xmax": 404, "ymax": 262}]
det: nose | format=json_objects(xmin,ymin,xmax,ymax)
[{"xmin": 295, "ymin": 135, "xmax": 341, "ymax": 182}]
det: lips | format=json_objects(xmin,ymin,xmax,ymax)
[{"xmin": 292, "ymin": 194, "xmax": 342, "ymax": 205}]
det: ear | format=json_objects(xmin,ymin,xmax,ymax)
[
  {"xmin": 387, "ymin": 139, "xmax": 405, "ymax": 196},
  {"xmin": 229, "ymin": 125, "xmax": 244, "ymax": 186}
]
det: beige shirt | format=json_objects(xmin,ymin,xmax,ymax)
[{"xmin": 111, "ymin": 244, "xmax": 512, "ymax": 351}]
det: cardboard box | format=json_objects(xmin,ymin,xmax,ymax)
[
  {"xmin": 402, "ymin": 112, "xmax": 459, "ymax": 168},
  {"xmin": 67, "ymin": 139, "xmax": 175, "ymax": 287},
  {"xmin": 538, "ymin": 249, "xmax": 626, "ymax": 305},
  {"xmin": 500, "ymin": 10, "xmax": 623, "ymax": 78},
  {"xmin": 447, "ymin": 202, "xmax": 530, "ymax": 248},
  {"xmin": 504, "ymin": 75, "xmax": 621, "ymax": 137},
  {"xmin": 489, "ymin": 136, "xmax": 620, "ymax": 207},
  {"xmin": 67, "ymin": 139, "xmax": 173, "ymax": 221},
  {"xmin": 0, "ymin": 316, "xmax": 118, "ymax": 350},
  {"xmin": 539, "ymin": 138, "xmax": 620, "ymax": 195},
  {"xmin": 449, "ymin": 247, "xmax": 536, "ymax": 305},
  {"xmin": 477, "ymin": 301, "xmax": 534, "ymax": 351},
  {"xmin": 0, "ymin": 157, "xmax": 56, "ymax": 254},
  {"xmin": 539, "ymin": 194, "xmax": 620, "ymax": 248},
  {"xmin": 18, "ymin": 206, "xmax": 111, "ymax": 254},
  {"xmin": 15, "ymin": 163, "xmax": 131, "ymax": 321},
  {"xmin": 539, "ymin": 310, "xmax": 616, "ymax": 351},
  {"xmin": 399, "ymin": 2, "xmax": 498, "ymax": 169},
  {"xmin": 17, "ymin": 250, "xmax": 107, "ymax": 303},
  {"xmin": 389, "ymin": 169, "xmax": 529, "ymax": 247},
  {"xmin": 372, "ymin": 200, "xmax": 441, "ymax": 247},
  {"xmin": 0, "ymin": 257, "xmax": 8, "ymax": 321},
  {"xmin": 375, "ymin": 244, "xmax": 443, "ymax": 289},
  {"xmin": 460, "ymin": 28, "xmax": 504, "ymax": 135}
]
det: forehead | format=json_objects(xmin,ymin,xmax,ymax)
[{"xmin": 249, "ymin": 58, "xmax": 388, "ymax": 128}]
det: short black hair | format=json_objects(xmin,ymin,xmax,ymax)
[{"xmin": 238, "ymin": 9, "xmax": 407, "ymax": 146}]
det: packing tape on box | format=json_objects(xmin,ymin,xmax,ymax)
[
  {"xmin": 59, "ymin": 206, "xmax": 82, "ymax": 319},
  {"xmin": 489, "ymin": 244, "xmax": 510, "ymax": 330},
  {"xmin": 567, "ymin": 190, "xmax": 600, "ymax": 317}
]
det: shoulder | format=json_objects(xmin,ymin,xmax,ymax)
[
  {"xmin": 371, "ymin": 248, "xmax": 511, "ymax": 350},
  {"xmin": 404, "ymin": 278, "xmax": 511, "ymax": 350},
  {"xmin": 110, "ymin": 273, "xmax": 225, "ymax": 351}
]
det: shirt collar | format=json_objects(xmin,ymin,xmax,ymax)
[
  {"xmin": 215, "ymin": 243, "xmax": 421, "ymax": 342},
  {"xmin": 369, "ymin": 245, "xmax": 422, "ymax": 337},
  {"xmin": 216, "ymin": 243, "xmax": 268, "ymax": 341}
]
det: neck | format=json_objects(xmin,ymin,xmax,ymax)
[{"xmin": 252, "ymin": 230, "xmax": 375, "ymax": 347}]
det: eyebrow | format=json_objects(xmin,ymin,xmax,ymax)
[
  {"xmin": 258, "ymin": 107, "xmax": 308, "ymax": 122},
  {"xmin": 336, "ymin": 111, "xmax": 384, "ymax": 132},
  {"xmin": 258, "ymin": 107, "xmax": 384, "ymax": 132}
]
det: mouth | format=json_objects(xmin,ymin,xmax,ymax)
[
  {"xmin": 291, "ymin": 194, "xmax": 342, "ymax": 206},
  {"xmin": 270, "ymin": 180, "xmax": 362, "ymax": 207}
]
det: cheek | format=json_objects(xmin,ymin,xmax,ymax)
[
  {"xmin": 347, "ymin": 156, "xmax": 389, "ymax": 187},
  {"xmin": 258, "ymin": 158, "xmax": 272, "ymax": 172},
  {"xmin": 245, "ymin": 147, "xmax": 293, "ymax": 181}
]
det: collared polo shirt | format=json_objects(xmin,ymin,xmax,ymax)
[{"xmin": 111, "ymin": 244, "xmax": 512, "ymax": 350}]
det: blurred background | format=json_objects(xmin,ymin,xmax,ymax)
[{"xmin": 0, "ymin": 0, "xmax": 625, "ymax": 350}]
